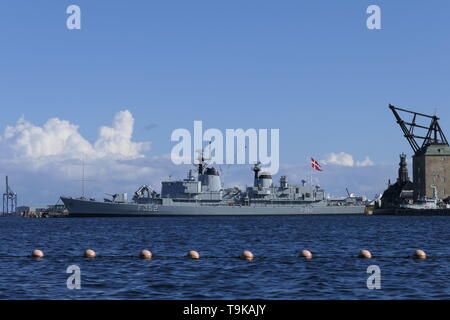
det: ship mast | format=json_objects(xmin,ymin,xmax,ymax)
[
  {"xmin": 252, "ymin": 162, "xmax": 262, "ymax": 187},
  {"xmin": 195, "ymin": 143, "xmax": 212, "ymax": 175}
]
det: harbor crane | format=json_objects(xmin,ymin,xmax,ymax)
[
  {"xmin": 2, "ymin": 176, "xmax": 17, "ymax": 215},
  {"xmin": 389, "ymin": 104, "xmax": 449, "ymax": 153}
]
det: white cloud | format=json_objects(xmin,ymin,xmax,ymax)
[
  {"xmin": 0, "ymin": 110, "xmax": 149, "ymax": 162},
  {"xmin": 94, "ymin": 110, "xmax": 150, "ymax": 159},
  {"xmin": 356, "ymin": 156, "xmax": 375, "ymax": 167},
  {"xmin": 1, "ymin": 117, "xmax": 93, "ymax": 159},
  {"xmin": 322, "ymin": 152, "xmax": 355, "ymax": 167},
  {"xmin": 321, "ymin": 152, "xmax": 374, "ymax": 167}
]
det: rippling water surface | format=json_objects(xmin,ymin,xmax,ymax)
[{"xmin": 0, "ymin": 216, "xmax": 449, "ymax": 299}]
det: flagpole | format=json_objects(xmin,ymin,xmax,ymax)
[
  {"xmin": 310, "ymin": 157, "xmax": 314, "ymax": 201},
  {"xmin": 310, "ymin": 157, "xmax": 324, "ymax": 201}
]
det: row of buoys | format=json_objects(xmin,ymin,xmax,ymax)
[
  {"xmin": 29, "ymin": 249, "xmax": 429, "ymax": 260},
  {"xmin": 357, "ymin": 249, "xmax": 427, "ymax": 260}
]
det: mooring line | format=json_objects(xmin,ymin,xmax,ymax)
[{"xmin": 0, "ymin": 249, "xmax": 440, "ymax": 261}]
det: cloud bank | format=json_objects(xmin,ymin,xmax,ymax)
[{"xmin": 1, "ymin": 110, "xmax": 149, "ymax": 161}]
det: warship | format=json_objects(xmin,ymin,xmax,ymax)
[{"xmin": 61, "ymin": 155, "xmax": 369, "ymax": 217}]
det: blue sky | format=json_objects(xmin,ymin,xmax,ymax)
[{"xmin": 1, "ymin": 1, "xmax": 450, "ymax": 204}]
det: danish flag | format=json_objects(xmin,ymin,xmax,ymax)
[{"xmin": 311, "ymin": 158, "xmax": 323, "ymax": 171}]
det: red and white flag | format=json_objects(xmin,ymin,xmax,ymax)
[{"xmin": 311, "ymin": 158, "xmax": 323, "ymax": 171}]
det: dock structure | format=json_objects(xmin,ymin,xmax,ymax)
[
  {"xmin": 2, "ymin": 176, "xmax": 17, "ymax": 215},
  {"xmin": 16, "ymin": 204, "xmax": 68, "ymax": 218},
  {"xmin": 389, "ymin": 105, "xmax": 450, "ymax": 200}
]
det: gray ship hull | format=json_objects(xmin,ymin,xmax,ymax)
[{"xmin": 61, "ymin": 197, "xmax": 366, "ymax": 217}]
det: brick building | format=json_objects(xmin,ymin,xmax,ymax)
[{"xmin": 413, "ymin": 144, "xmax": 450, "ymax": 199}]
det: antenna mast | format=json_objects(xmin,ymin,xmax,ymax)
[
  {"xmin": 82, "ymin": 158, "xmax": 85, "ymax": 197},
  {"xmin": 74, "ymin": 155, "xmax": 94, "ymax": 198}
]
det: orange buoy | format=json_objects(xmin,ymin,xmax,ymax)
[
  {"xmin": 187, "ymin": 250, "xmax": 200, "ymax": 259},
  {"xmin": 32, "ymin": 250, "xmax": 44, "ymax": 258},
  {"xmin": 300, "ymin": 250, "xmax": 313, "ymax": 259},
  {"xmin": 412, "ymin": 250, "xmax": 427, "ymax": 260},
  {"xmin": 240, "ymin": 250, "xmax": 254, "ymax": 261},
  {"xmin": 358, "ymin": 250, "xmax": 372, "ymax": 259},
  {"xmin": 84, "ymin": 249, "xmax": 97, "ymax": 258},
  {"xmin": 140, "ymin": 250, "xmax": 153, "ymax": 260}
]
